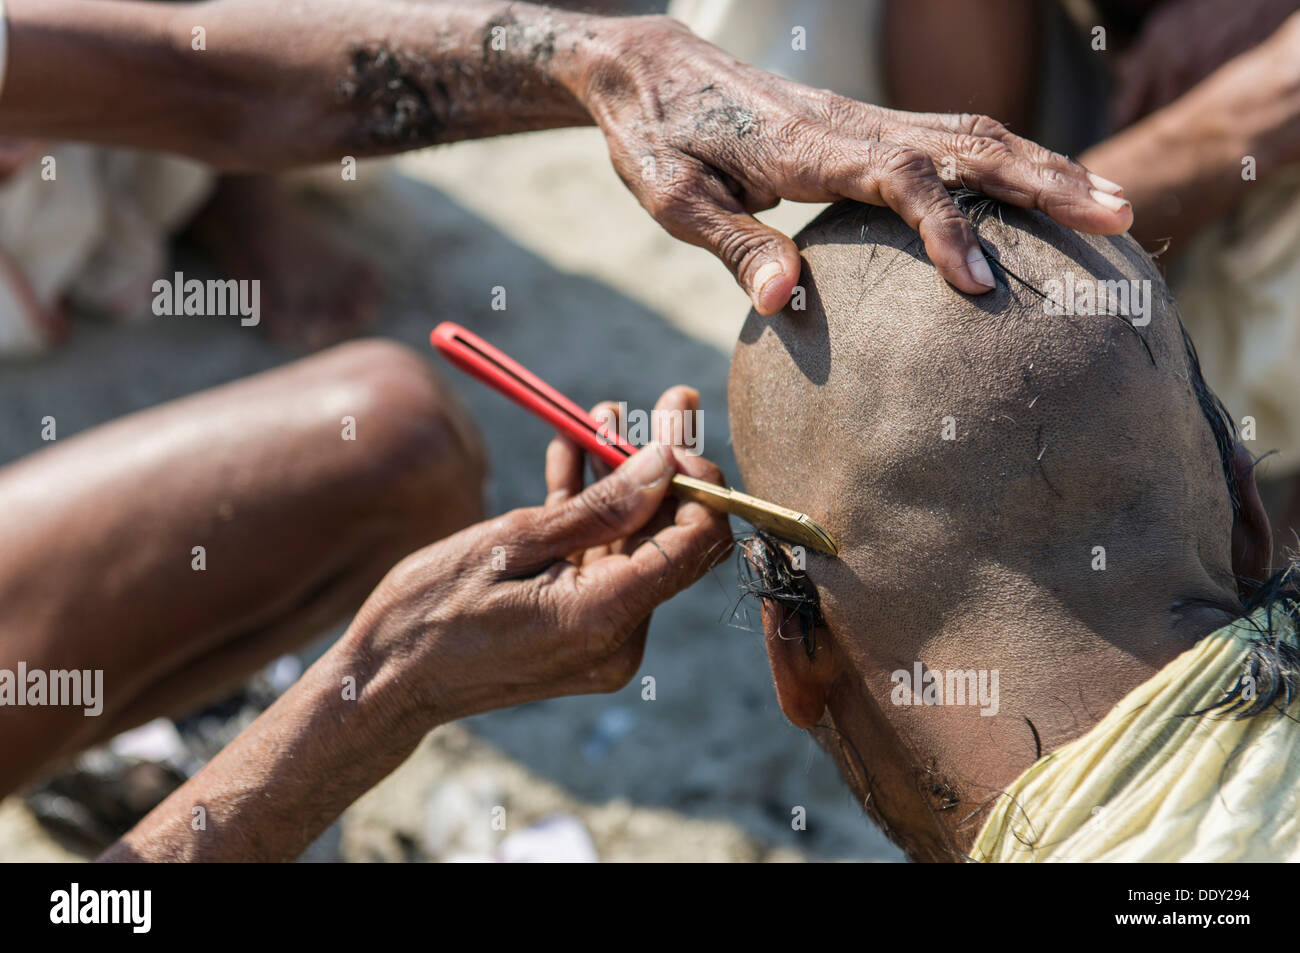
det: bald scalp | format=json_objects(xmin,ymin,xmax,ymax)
[{"xmin": 728, "ymin": 200, "xmax": 1237, "ymax": 621}]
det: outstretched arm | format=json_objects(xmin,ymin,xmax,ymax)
[
  {"xmin": 0, "ymin": 0, "xmax": 593, "ymax": 169},
  {"xmin": 101, "ymin": 400, "xmax": 732, "ymax": 863},
  {"xmin": 1, "ymin": 1, "xmax": 1132, "ymax": 315}
]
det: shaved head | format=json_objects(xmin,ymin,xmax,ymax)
[
  {"xmin": 727, "ymin": 198, "xmax": 1264, "ymax": 859},
  {"xmin": 732, "ymin": 199, "xmax": 1235, "ymax": 600}
]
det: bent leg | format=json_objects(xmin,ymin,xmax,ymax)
[{"xmin": 0, "ymin": 339, "xmax": 486, "ymax": 794}]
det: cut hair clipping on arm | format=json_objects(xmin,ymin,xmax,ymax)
[{"xmin": 429, "ymin": 321, "xmax": 838, "ymax": 557}]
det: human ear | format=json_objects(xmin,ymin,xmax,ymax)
[{"xmin": 760, "ymin": 597, "xmax": 838, "ymax": 728}]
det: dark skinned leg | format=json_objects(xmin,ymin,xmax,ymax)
[
  {"xmin": 182, "ymin": 176, "xmax": 384, "ymax": 351},
  {"xmin": 0, "ymin": 339, "xmax": 486, "ymax": 795}
]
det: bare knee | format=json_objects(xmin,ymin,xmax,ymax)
[{"xmin": 314, "ymin": 339, "xmax": 488, "ymax": 539}]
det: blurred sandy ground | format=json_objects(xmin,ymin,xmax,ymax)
[{"xmin": 0, "ymin": 127, "xmax": 904, "ymax": 861}]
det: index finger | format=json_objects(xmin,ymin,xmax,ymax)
[{"xmin": 875, "ymin": 111, "xmax": 1133, "ymax": 235}]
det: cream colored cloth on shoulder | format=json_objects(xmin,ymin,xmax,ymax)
[{"xmin": 973, "ymin": 604, "xmax": 1300, "ymax": 862}]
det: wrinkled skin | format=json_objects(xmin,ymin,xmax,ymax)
[
  {"xmin": 579, "ymin": 14, "xmax": 1131, "ymax": 311},
  {"xmin": 2, "ymin": 0, "xmax": 1132, "ymax": 313},
  {"xmin": 98, "ymin": 385, "xmax": 732, "ymax": 861},
  {"xmin": 352, "ymin": 386, "xmax": 731, "ymax": 723}
]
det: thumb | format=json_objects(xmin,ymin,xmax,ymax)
[
  {"xmin": 534, "ymin": 444, "xmax": 674, "ymax": 559},
  {"xmin": 670, "ymin": 200, "xmax": 802, "ymax": 316}
]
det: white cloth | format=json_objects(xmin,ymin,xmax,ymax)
[{"xmin": 0, "ymin": 147, "xmax": 214, "ymax": 355}]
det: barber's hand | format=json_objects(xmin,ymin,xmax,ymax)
[
  {"xmin": 573, "ymin": 15, "xmax": 1132, "ymax": 313},
  {"xmin": 350, "ymin": 386, "xmax": 731, "ymax": 725}
]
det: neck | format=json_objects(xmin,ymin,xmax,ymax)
[{"xmin": 825, "ymin": 566, "xmax": 1240, "ymax": 860}]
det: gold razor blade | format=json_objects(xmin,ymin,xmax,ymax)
[
  {"xmin": 429, "ymin": 323, "xmax": 838, "ymax": 557},
  {"xmin": 669, "ymin": 474, "xmax": 838, "ymax": 556}
]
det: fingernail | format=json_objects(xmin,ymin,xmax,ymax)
[
  {"xmin": 624, "ymin": 443, "xmax": 670, "ymax": 489},
  {"xmin": 751, "ymin": 261, "xmax": 784, "ymax": 308},
  {"xmin": 1090, "ymin": 189, "xmax": 1131, "ymax": 213},
  {"xmin": 1087, "ymin": 172, "xmax": 1124, "ymax": 194},
  {"xmin": 966, "ymin": 247, "xmax": 996, "ymax": 290}
]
